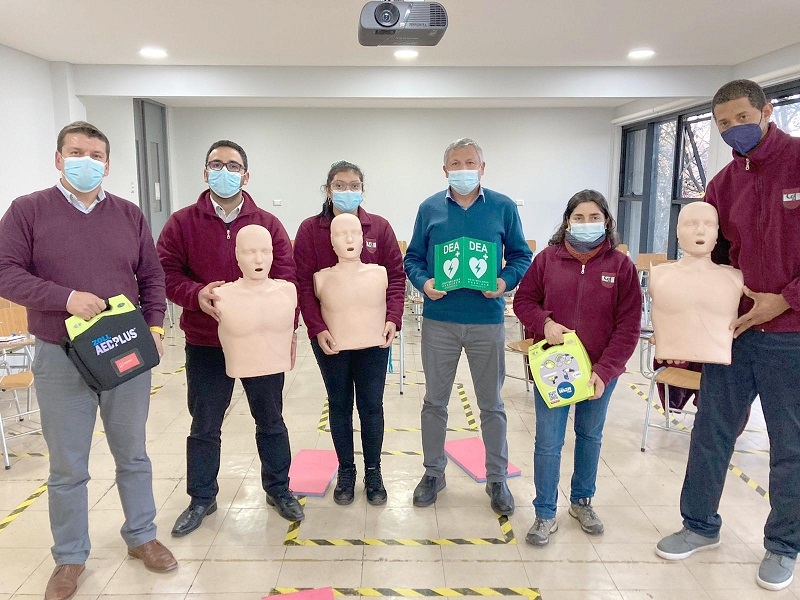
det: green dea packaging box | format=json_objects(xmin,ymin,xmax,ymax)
[{"xmin": 434, "ymin": 237, "xmax": 498, "ymax": 292}]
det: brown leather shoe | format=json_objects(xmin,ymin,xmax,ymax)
[
  {"xmin": 45, "ymin": 564, "xmax": 85, "ymax": 600},
  {"xmin": 127, "ymin": 539, "xmax": 178, "ymax": 572}
]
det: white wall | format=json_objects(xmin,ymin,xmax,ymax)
[
  {"xmin": 168, "ymin": 107, "xmax": 615, "ymax": 247},
  {"xmin": 0, "ymin": 45, "xmax": 58, "ymax": 214},
  {"xmin": 81, "ymin": 97, "xmax": 140, "ymax": 205}
]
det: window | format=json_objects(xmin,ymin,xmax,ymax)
[{"xmin": 617, "ymin": 79, "xmax": 800, "ymax": 259}]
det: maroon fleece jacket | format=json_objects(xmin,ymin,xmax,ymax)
[
  {"xmin": 293, "ymin": 207, "xmax": 405, "ymax": 340},
  {"xmin": 0, "ymin": 186, "xmax": 166, "ymax": 344},
  {"xmin": 706, "ymin": 123, "xmax": 800, "ymax": 332},
  {"xmin": 157, "ymin": 190, "xmax": 296, "ymax": 347},
  {"xmin": 513, "ymin": 240, "xmax": 641, "ymax": 385}
]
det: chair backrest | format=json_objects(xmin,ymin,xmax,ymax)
[
  {"xmin": 397, "ymin": 240, "xmax": 408, "ymax": 255},
  {"xmin": 636, "ymin": 253, "xmax": 668, "ymax": 271},
  {"xmin": 526, "ymin": 240, "xmax": 536, "ymax": 253},
  {"xmin": 617, "ymin": 243, "xmax": 629, "ymax": 256},
  {"xmin": 0, "ymin": 303, "xmax": 29, "ymax": 338}
]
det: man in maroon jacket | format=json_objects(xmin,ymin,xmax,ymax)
[
  {"xmin": 656, "ymin": 80, "xmax": 800, "ymax": 592},
  {"xmin": 157, "ymin": 140, "xmax": 303, "ymax": 537}
]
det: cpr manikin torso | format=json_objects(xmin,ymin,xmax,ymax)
[
  {"xmin": 216, "ymin": 225, "xmax": 297, "ymax": 377},
  {"xmin": 649, "ymin": 202, "xmax": 743, "ymax": 365},
  {"xmin": 314, "ymin": 213, "xmax": 387, "ymax": 351}
]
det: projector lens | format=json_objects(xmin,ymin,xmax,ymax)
[{"xmin": 374, "ymin": 2, "xmax": 400, "ymax": 27}]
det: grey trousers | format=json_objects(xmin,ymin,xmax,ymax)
[
  {"xmin": 420, "ymin": 319, "xmax": 508, "ymax": 481},
  {"xmin": 33, "ymin": 340, "xmax": 157, "ymax": 565}
]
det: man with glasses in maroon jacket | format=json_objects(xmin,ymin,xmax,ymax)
[{"xmin": 158, "ymin": 140, "xmax": 304, "ymax": 538}]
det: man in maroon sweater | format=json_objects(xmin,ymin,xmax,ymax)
[
  {"xmin": 0, "ymin": 121, "xmax": 176, "ymax": 600},
  {"xmin": 656, "ymin": 80, "xmax": 800, "ymax": 592},
  {"xmin": 157, "ymin": 140, "xmax": 303, "ymax": 537}
]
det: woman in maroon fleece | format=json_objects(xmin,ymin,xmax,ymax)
[
  {"xmin": 293, "ymin": 161, "xmax": 405, "ymax": 506},
  {"xmin": 513, "ymin": 189, "xmax": 641, "ymax": 546}
]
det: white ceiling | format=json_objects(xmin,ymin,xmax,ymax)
[{"xmin": 2, "ymin": 0, "xmax": 800, "ymax": 68}]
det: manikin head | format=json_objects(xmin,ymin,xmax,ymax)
[
  {"xmin": 677, "ymin": 203, "xmax": 718, "ymax": 258},
  {"xmin": 330, "ymin": 213, "xmax": 363, "ymax": 261},
  {"xmin": 235, "ymin": 225, "xmax": 273, "ymax": 280}
]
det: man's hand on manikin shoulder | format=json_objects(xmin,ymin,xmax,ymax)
[
  {"xmin": 731, "ymin": 286, "xmax": 790, "ymax": 338},
  {"xmin": 198, "ymin": 281, "xmax": 225, "ymax": 322}
]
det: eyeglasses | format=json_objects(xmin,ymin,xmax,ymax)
[
  {"xmin": 206, "ymin": 160, "xmax": 246, "ymax": 173},
  {"xmin": 330, "ymin": 180, "xmax": 363, "ymax": 192}
]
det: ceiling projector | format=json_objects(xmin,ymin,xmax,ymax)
[{"xmin": 358, "ymin": 1, "xmax": 448, "ymax": 47}]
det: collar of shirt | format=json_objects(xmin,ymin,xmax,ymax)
[
  {"xmin": 445, "ymin": 185, "xmax": 485, "ymax": 210},
  {"xmin": 210, "ymin": 196, "xmax": 243, "ymax": 224},
  {"xmin": 56, "ymin": 180, "xmax": 106, "ymax": 214}
]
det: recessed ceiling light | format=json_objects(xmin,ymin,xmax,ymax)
[
  {"xmin": 394, "ymin": 49, "xmax": 419, "ymax": 60},
  {"xmin": 139, "ymin": 47, "xmax": 168, "ymax": 59},
  {"xmin": 628, "ymin": 48, "xmax": 655, "ymax": 60}
]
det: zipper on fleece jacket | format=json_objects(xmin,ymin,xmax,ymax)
[
  {"xmin": 573, "ymin": 262, "xmax": 586, "ymax": 334},
  {"xmin": 226, "ymin": 223, "xmax": 231, "ymax": 240}
]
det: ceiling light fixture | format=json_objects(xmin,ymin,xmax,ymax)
[
  {"xmin": 628, "ymin": 48, "xmax": 655, "ymax": 60},
  {"xmin": 394, "ymin": 49, "xmax": 419, "ymax": 60},
  {"xmin": 139, "ymin": 47, "xmax": 168, "ymax": 59}
]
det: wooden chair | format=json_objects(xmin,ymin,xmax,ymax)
[
  {"xmin": 397, "ymin": 240, "xmax": 408, "ymax": 255},
  {"xmin": 0, "ymin": 301, "xmax": 39, "ymax": 469},
  {"xmin": 526, "ymin": 240, "xmax": 537, "ymax": 254}
]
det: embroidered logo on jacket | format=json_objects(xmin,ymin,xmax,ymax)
[
  {"xmin": 783, "ymin": 188, "xmax": 800, "ymax": 210},
  {"xmin": 365, "ymin": 238, "xmax": 378, "ymax": 253},
  {"xmin": 601, "ymin": 272, "xmax": 616, "ymax": 289}
]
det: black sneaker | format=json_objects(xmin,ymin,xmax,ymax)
[
  {"xmin": 364, "ymin": 466, "xmax": 387, "ymax": 505},
  {"xmin": 333, "ymin": 464, "xmax": 357, "ymax": 505}
]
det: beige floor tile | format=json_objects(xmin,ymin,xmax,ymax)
[
  {"xmin": 605, "ymin": 561, "xmax": 702, "ymax": 590},
  {"xmin": 275, "ymin": 560, "xmax": 363, "ymax": 588},
  {"xmin": 189, "ymin": 559, "xmax": 281, "ymax": 594}
]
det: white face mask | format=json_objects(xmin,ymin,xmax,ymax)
[
  {"xmin": 447, "ymin": 170, "xmax": 479, "ymax": 195},
  {"xmin": 569, "ymin": 222, "xmax": 605, "ymax": 243}
]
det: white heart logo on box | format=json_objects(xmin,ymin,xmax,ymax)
[
  {"xmin": 443, "ymin": 258, "xmax": 459, "ymax": 279},
  {"xmin": 469, "ymin": 257, "xmax": 487, "ymax": 279}
]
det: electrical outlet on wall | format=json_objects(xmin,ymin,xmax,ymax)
[
  {"xmin": 130, "ymin": 182, "xmax": 136, "ymax": 194},
  {"xmin": 273, "ymin": 199, "xmax": 282, "ymax": 206},
  {"xmin": 514, "ymin": 199, "xmax": 524, "ymax": 206}
]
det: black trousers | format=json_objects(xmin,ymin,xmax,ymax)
[
  {"xmin": 311, "ymin": 339, "xmax": 389, "ymax": 469},
  {"xmin": 185, "ymin": 344, "xmax": 291, "ymax": 503}
]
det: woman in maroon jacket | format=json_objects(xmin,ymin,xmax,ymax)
[
  {"xmin": 513, "ymin": 189, "xmax": 641, "ymax": 547},
  {"xmin": 294, "ymin": 160, "xmax": 405, "ymax": 506}
]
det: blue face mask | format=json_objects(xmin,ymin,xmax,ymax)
[
  {"xmin": 448, "ymin": 170, "xmax": 480, "ymax": 195},
  {"xmin": 721, "ymin": 119, "xmax": 764, "ymax": 155},
  {"xmin": 332, "ymin": 190, "xmax": 362, "ymax": 213},
  {"xmin": 63, "ymin": 156, "xmax": 105, "ymax": 193},
  {"xmin": 569, "ymin": 222, "xmax": 606, "ymax": 243},
  {"xmin": 207, "ymin": 168, "xmax": 242, "ymax": 199}
]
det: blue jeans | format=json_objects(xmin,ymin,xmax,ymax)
[
  {"xmin": 533, "ymin": 378, "xmax": 618, "ymax": 519},
  {"xmin": 681, "ymin": 330, "xmax": 800, "ymax": 559},
  {"xmin": 311, "ymin": 340, "xmax": 389, "ymax": 469}
]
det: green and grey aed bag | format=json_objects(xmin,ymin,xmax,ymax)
[{"xmin": 61, "ymin": 294, "xmax": 160, "ymax": 392}]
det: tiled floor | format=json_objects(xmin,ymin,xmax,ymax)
[{"xmin": 0, "ymin": 314, "xmax": 791, "ymax": 599}]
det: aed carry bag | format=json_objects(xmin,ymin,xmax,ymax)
[
  {"xmin": 527, "ymin": 331, "xmax": 594, "ymax": 409},
  {"xmin": 61, "ymin": 294, "xmax": 160, "ymax": 393}
]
